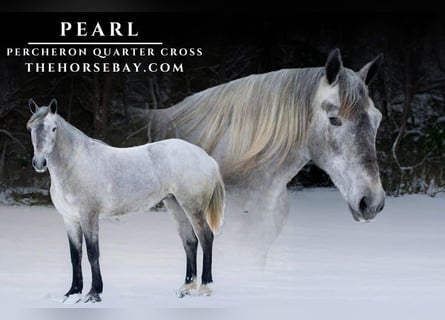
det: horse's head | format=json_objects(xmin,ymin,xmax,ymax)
[
  {"xmin": 27, "ymin": 98, "xmax": 58, "ymax": 173},
  {"xmin": 308, "ymin": 49, "xmax": 385, "ymax": 222}
]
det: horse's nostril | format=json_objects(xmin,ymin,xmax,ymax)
[
  {"xmin": 42, "ymin": 158, "xmax": 47, "ymax": 167},
  {"xmin": 376, "ymin": 200, "xmax": 385, "ymax": 213},
  {"xmin": 359, "ymin": 196, "xmax": 369, "ymax": 214},
  {"xmin": 32, "ymin": 158, "xmax": 36, "ymax": 168}
]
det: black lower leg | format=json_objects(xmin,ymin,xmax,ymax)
[
  {"xmin": 184, "ymin": 238, "xmax": 198, "ymax": 284},
  {"xmin": 200, "ymin": 229, "xmax": 214, "ymax": 285},
  {"xmin": 64, "ymin": 225, "xmax": 83, "ymax": 296},
  {"xmin": 85, "ymin": 238, "xmax": 103, "ymax": 295}
]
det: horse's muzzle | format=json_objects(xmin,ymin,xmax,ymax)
[
  {"xmin": 349, "ymin": 195, "xmax": 385, "ymax": 223},
  {"xmin": 32, "ymin": 156, "xmax": 48, "ymax": 173}
]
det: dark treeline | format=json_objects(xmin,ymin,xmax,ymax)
[{"xmin": 0, "ymin": 13, "xmax": 444, "ymax": 203}]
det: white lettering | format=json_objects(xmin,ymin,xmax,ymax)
[
  {"xmin": 60, "ymin": 22, "xmax": 72, "ymax": 36},
  {"xmin": 128, "ymin": 22, "xmax": 138, "ymax": 36},
  {"xmin": 78, "ymin": 22, "xmax": 88, "ymax": 37},
  {"xmin": 91, "ymin": 23, "xmax": 105, "ymax": 37},
  {"xmin": 59, "ymin": 21, "xmax": 139, "ymax": 37},
  {"xmin": 110, "ymin": 22, "xmax": 122, "ymax": 36},
  {"xmin": 133, "ymin": 63, "xmax": 141, "ymax": 72}
]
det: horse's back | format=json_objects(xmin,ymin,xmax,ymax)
[
  {"xmin": 147, "ymin": 138, "xmax": 217, "ymax": 175},
  {"xmin": 147, "ymin": 138, "xmax": 220, "ymax": 199}
]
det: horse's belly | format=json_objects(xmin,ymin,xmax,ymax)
[
  {"xmin": 50, "ymin": 186, "xmax": 164, "ymax": 222},
  {"xmin": 98, "ymin": 188, "xmax": 165, "ymax": 218},
  {"xmin": 101, "ymin": 203, "xmax": 149, "ymax": 217}
]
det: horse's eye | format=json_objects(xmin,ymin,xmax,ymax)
[
  {"xmin": 52, "ymin": 127, "xmax": 57, "ymax": 132},
  {"xmin": 329, "ymin": 117, "xmax": 342, "ymax": 126}
]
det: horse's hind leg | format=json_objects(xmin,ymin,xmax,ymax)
[
  {"xmin": 190, "ymin": 215, "xmax": 214, "ymax": 296},
  {"xmin": 62, "ymin": 218, "xmax": 83, "ymax": 304},
  {"xmin": 178, "ymin": 200, "xmax": 215, "ymax": 296},
  {"xmin": 164, "ymin": 196, "xmax": 198, "ymax": 298}
]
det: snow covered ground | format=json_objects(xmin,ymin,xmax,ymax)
[{"xmin": 0, "ymin": 188, "xmax": 444, "ymax": 318}]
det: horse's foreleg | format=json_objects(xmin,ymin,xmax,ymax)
[
  {"xmin": 254, "ymin": 186, "xmax": 290, "ymax": 264},
  {"xmin": 63, "ymin": 218, "xmax": 83, "ymax": 303},
  {"xmin": 273, "ymin": 187, "xmax": 290, "ymax": 238},
  {"xmin": 164, "ymin": 197, "xmax": 198, "ymax": 298},
  {"xmin": 223, "ymin": 185, "xmax": 289, "ymax": 268},
  {"xmin": 80, "ymin": 214, "xmax": 103, "ymax": 303}
]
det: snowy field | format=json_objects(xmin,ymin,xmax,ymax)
[{"xmin": 1, "ymin": 188, "xmax": 444, "ymax": 319}]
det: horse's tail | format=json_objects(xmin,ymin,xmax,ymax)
[{"xmin": 205, "ymin": 160, "xmax": 225, "ymax": 235}]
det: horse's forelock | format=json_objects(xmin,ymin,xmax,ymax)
[
  {"xmin": 338, "ymin": 68, "xmax": 368, "ymax": 119},
  {"xmin": 27, "ymin": 107, "xmax": 50, "ymax": 129}
]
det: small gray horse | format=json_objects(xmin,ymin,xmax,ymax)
[
  {"xmin": 27, "ymin": 99, "xmax": 225, "ymax": 303},
  {"xmin": 150, "ymin": 49, "xmax": 386, "ymax": 261}
]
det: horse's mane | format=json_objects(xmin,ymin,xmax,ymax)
[
  {"xmin": 27, "ymin": 106, "xmax": 109, "ymax": 146},
  {"xmin": 161, "ymin": 67, "xmax": 365, "ymax": 176}
]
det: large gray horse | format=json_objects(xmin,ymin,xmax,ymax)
[
  {"xmin": 150, "ymin": 49, "xmax": 385, "ymax": 261},
  {"xmin": 27, "ymin": 100, "xmax": 225, "ymax": 303}
]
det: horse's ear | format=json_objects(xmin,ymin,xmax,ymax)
[
  {"xmin": 48, "ymin": 98, "xmax": 58, "ymax": 114},
  {"xmin": 358, "ymin": 53, "xmax": 383, "ymax": 85},
  {"xmin": 28, "ymin": 98, "xmax": 39, "ymax": 114},
  {"xmin": 325, "ymin": 48, "xmax": 343, "ymax": 85}
]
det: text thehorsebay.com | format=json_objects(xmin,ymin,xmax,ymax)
[{"xmin": 5, "ymin": 21, "xmax": 203, "ymax": 73}]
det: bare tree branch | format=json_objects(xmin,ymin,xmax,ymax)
[
  {"xmin": 67, "ymin": 77, "xmax": 74, "ymax": 122},
  {"xmin": 0, "ymin": 139, "xmax": 7, "ymax": 178},
  {"xmin": 0, "ymin": 129, "xmax": 26, "ymax": 151},
  {"xmin": 392, "ymin": 50, "xmax": 414, "ymax": 170}
]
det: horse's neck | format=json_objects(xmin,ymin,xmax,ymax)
[{"xmin": 48, "ymin": 117, "xmax": 91, "ymax": 176}]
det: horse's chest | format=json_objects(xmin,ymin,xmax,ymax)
[{"xmin": 50, "ymin": 180, "xmax": 82, "ymax": 220}]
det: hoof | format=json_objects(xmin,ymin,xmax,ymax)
[
  {"xmin": 83, "ymin": 292, "xmax": 102, "ymax": 303},
  {"xmin": 199, "ymin": 283, "xmax": 213, "ymax": 296},
  {"xmin": 62, "ymin": 293, "xmax": 82, "ymax": 304},
  {"xmin": 176, "ymin": 278, "xmax": 197, "ymax": 298}
]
